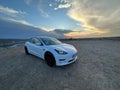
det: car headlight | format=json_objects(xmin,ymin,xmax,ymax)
[{"xmin": 55, "ymin": 49, "xmax": 68, "ymax": 55}]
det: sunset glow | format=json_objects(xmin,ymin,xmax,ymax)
[{"xmin": 0, "ymin": 0, "xmax": 120, "ymax": 38}]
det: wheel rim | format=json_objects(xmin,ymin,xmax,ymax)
[{"xmin": 46, "ymin": 55, "xmax": 55, "ymax": 66}]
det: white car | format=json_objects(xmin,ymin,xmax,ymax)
[{"xmin": 25, "ymin": 36, "xmax": 77, "ymax": 67}]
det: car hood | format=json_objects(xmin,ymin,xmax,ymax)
[{"xmin": 48, "ymin": 43, "xmax": 77, "ymax": 53}]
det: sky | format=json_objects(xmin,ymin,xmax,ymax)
[{"xmin": 0, "ymin": 0, "xmax": 120, "ymax": 38}]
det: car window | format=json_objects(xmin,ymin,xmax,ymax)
[
  {"xmin": 30, "ymin": 38, "xmax": 40, "ymax": 44},
  {"xmin": 33, "ymin": 38, "xmax": 40, "ymax": 44},
  {"xmin": 41, "ymin": 37, "xmax": 62, "ymax": 45}
]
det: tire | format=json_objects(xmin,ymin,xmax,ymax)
[
  {"xmin": 45, "ymin": 53, "xmax": 55, "ymax": 67},
  {"xmin": 24, "ymin": 46, "xmax": 29, "ymax": 55}
]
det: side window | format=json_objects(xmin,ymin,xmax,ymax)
[
  {"xmin": 33, "ymin": 38, "xmax": 40, "ymax": 44},
  {"xmin": 29, "ymin": 38, "xmax": 43, "ymax": 46}
]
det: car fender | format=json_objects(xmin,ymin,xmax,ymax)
[{"xmin": 44, "ymin": 46, "xmax": 58, "ymax": 61}]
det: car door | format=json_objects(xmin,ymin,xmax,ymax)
[{"xmin": 29, "ymin": 38, "xmax": 45, "ymax": 59}]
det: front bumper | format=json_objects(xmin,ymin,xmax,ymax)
[{"xmin": 55, "ymin": 53, "xmax": 77, "ymax": 66}]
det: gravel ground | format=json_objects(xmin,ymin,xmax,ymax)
[{"xmin": 0, "ymin": 40, "xmax": 120, "ymax": 90}]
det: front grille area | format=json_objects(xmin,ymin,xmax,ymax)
[
  {"xmin": 67, "ymin": 53, "xmax": 77, "ymax": 63},
  {"xmin": 59, "ymin": 59, "xmax": 66, "ymax": 61}
]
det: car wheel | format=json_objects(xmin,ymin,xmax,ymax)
[
  {"xmin": 45, "ymin": 52, "xmax": 55, "ymax": 67},
  {"xmin": 24, "ymin": 46, "xmax": 29, "ymax": 55}
]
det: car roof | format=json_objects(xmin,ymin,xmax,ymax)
[{"xmin": 33, "ymin": 36, "xmax": 54, "ymax": 39}]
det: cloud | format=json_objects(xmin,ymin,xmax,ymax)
[
  {"xmin": 7, "ymin": 18, "xmax": 32, "ymax": 26},
  {"xmin": 24, "ymin": 0, "xmax": 50, "ymax": 18},
  {"xmin": 37, "ymin": 0, "xmax": 50, "ymax": 18},
  {"xmin": 0, "ymin": 18, "xmax": 66, "ymax": 39},
  {"xmin": 52, "ymin": 29, "xmax": 73, "ymax": 34},
  {"xmin": 7, "ymin": 18, "xmax": 52, "ymax": 31},
  {"xmin": 38, "ymin": 9, "xmax": 49, "ymax": 18},
  {"xmin": 41, "ymin": 27, "xmax": 55, "ymax": 32},
  {"xmin": 54, "ymin": 0, "xmax": 71, "ymax": 10},
  {"xmin": 54, "ymin": 3, "xmax": 71, "ymax": 10},
  {"xmin": 49, "ymin": 4, "xmax": 53, "ymax": 7},
  {"xmin": 66, "ymin": 0, "xmax": 120, "ymax": 37},
  {"xmin": 24, "ymin": 0, "xmax": 32, "ymax": 5},
  {"xmin": 0, "ymin": 5, "xmax": 18, "ymax": 14},
  {"xmin": 55, "ymin": 0, "xmax": 68, "ymax": 3},
  {"xmin": 64, "ymin": 31, "xmax": 103, "ymax": 38},
  {"xmin": 0, "ymin": 5, "xmax": 26, "ymax": 17}
]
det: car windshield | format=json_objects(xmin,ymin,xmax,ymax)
[{"xmin": 40, "ymin": 37, "xmax": 62, "ymax": 45}]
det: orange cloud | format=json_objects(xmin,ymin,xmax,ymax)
[
  {"xmin": 66, "ymin": 0, "xmax": 120, "ymax": 37},
  {"xmin": 64, "ymin": 29, "xmax": 108, "ymax": 38}
]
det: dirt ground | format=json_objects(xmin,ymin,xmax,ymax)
[{"xmin": 0, "ymin": 40, "xmax": 120, "ymax": 90}]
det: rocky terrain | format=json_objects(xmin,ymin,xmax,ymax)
[{"xmin": 0, "ymin": 39, "xmax": 120, "ymax": 90}]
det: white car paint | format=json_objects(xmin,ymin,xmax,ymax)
[{"xmin": 25, "ymin": 36, "xmax": 77, "ymax": 66}]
